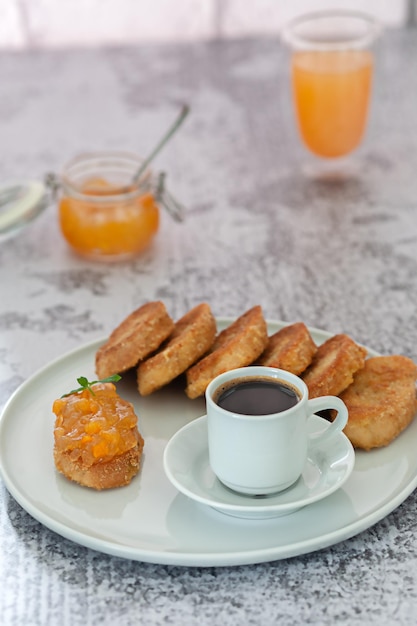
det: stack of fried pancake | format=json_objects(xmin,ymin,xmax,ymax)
[
  {"xmin": 95, "ymin": 301, "xmax": 417, "ymax": 451},
  {"xmin": 96, "ymin": 302, "xmax": 269, "ymax": 398}
]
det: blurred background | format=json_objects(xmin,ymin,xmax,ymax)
[{"xmin": 0, "ymin": 0, "xmax": 415, "ymax": 50}]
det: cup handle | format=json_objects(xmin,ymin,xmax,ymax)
[{"xmin": 307, "ymin": 396, "xmax": 348, "ymax": 445}]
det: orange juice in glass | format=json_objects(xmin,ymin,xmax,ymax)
[{"xmin": 283, "ymin": 11, "xmax": 380, "ymax": 161}]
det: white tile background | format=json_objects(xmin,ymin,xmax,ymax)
[{"xmin": 0, "ymin": 0, "xmax": 412, "ymax": 49}]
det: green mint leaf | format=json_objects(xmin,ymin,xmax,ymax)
[
  {"xmin": 61, "ymin": 374, "xmax": 122, "ymax": 398},
  {"xmin": 95, "ymin": 374, "xmax": 122, "ymax": 384}
]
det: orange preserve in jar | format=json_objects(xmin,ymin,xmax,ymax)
[{"xmin": 59, "ymin": 152, "xmax": 160, "ymax": 261}]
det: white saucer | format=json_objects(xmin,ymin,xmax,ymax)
[{"xmin": 163, "ymin": 414, "xmax": 355, "ymax": 519}]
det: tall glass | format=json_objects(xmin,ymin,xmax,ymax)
[{"xmin": 283, "ymin": 11, "xmax": 380, "ymax": 171}]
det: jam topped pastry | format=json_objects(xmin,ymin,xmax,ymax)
[{"xmin": 53, "ymin": 378, "xmax": 144, "ymax": 490}]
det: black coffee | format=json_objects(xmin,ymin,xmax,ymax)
[{"xmin": 214, "ymin": 376, "xmax": 300, "ymax": 416}]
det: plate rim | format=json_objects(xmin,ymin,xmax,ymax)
[
  {"xmin": 163, "ymin": 414, "xmax": 355, "ymax": 516},
  {"xmin": 1, "ymin": 317, "xmax": 417, "ymax": 567}
]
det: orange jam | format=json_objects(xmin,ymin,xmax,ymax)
[
  {"xmin": 59, "ymin": 179, "xmax": 159, "ymax": 260},
  {"xmin": 58, "ymin": 152, "xmax": 160, "ymax": 261},
  {"xmin": 53, "ymin": 383, "xmax": 139, "ymax": 467}
]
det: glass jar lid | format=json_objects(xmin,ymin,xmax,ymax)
[{"xmin": 0, "ymin": 180, "xmax": 49, "ymax": 241}]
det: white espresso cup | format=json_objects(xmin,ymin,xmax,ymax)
[{"xmin": 205, "ymin": 366, "xmax": 348, "ymax": 495}]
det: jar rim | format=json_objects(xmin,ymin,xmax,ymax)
[
  {"xmin": 60, "ymin": 150, "xmax": 152, "ymax": 203},
  {"xmin": 282, "ymin": 10, "xmax": 381, "ymax": 51}
]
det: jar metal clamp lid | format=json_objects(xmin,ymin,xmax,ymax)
[{"xmin": 153, "ymin": 171, "xmax": 185, "ymax": 223}]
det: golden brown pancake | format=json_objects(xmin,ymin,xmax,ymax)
[
  {"xmin": 337, "ymin": 355, "xmax": 417, "ymax": 450},
  {"xmin": 137, "ymin": 303, "xmax": 217, "ymax": 395},
  {"xmin": 185, "ymin": 305, "xmax": 268, "ymax": 399},
  {"xmin": 258, "ymin": 322, "xmax": 317, "ymax": 375},
  {"xmin": 95, "ymin": 301, "xmax": 174, "ymax": 379},
  {"xmin": 302, "ymin": 333, "xmax": 367, "ymax": 398}
]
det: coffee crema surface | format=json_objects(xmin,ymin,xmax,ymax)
[{"xmin": 214, "ymin": 376, "xmax": 301, "ymax": 416}]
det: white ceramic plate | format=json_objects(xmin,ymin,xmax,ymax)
[
  {"xmin": 163, "ymin": 414, "xmax": 355, "ymax": 520},
  {"xmin": 1, "ymin": 319, "xmax": 417, "ymax": 567}
]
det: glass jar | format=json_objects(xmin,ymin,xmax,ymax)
[
  {"xmin": 282, "ymin": 11, "xmax": 381, "ymax": 159},
  {"xmin": 58, "ymin": 151, "xmax": 183, "ymax": 261}
]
